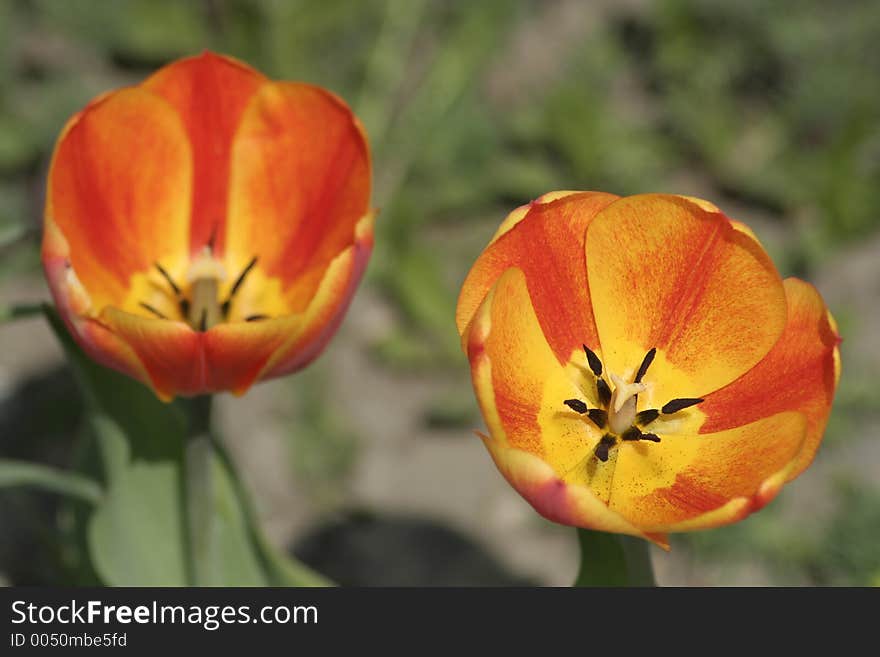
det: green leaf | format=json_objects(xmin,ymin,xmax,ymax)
[
  {"xmin": 0, "ymin": 303, "xmax": 44, "ymax": 323},
  {"xmin": 210, "ymin": 436, "xmax": 331, "ymax": 587},
  {"xmin": 574, "ymin": 529, "xmax": 656, "ymax": 587},
  {"xmin": 200, "ymin": 448, "xmax": 269, "ymax": 586},
  {"xmin": 0, "ymin": 459, "xmax": 102, "ymax": 504},
  {"xmin": 87, "ymin": 455, "xmax": 188, "ymax": 586},
  {"xmin": 86, "ymin": 428, "xmax": 269, "ymax": 587},
  {"xmin": 41, "ymin": 305, "xmax": 191, "ymax": 584}
]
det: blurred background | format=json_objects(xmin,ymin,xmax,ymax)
[{"xmin": 1, "ymin": 0, "xmax": 879, "ymax": 586}]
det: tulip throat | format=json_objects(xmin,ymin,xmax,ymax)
[
  {"xmin": 563, "ymin": 345, "xmax": 704, "ymax": 464},
  {"xmin": 141, "ymin": 247, "xmax": 262, "ymax": 331}
]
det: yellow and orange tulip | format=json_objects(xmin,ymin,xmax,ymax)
[
  {"xmin": 457, "ymin": 192, "xmax": 840, "ymax": 547},
  {"xmin": 43, "ymin": 52, "xmax": 373, "ymax": 401}
]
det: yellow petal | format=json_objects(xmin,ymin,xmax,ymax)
[
  {"xmin": 608, "ymin": 411, "xmax": 807, "ymax": 532},
  {"xmin": 585, "ymin": 193, "xmax": 788, "ymax": 400}
]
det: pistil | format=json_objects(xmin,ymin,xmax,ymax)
[
  {"xmin": 607, "ymin": 372, "xmax": 646, "ymax": 434},
  {"xmin": 186, "ymin": 246, "xmax": 227, "ymax": 330}
]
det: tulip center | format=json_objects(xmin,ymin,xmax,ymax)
[
  {"xmin": 138, "ymin": 245, "xmax": 264, "ymax": 331},
  {"xmin": 563, "ymin": 345, "xmax": 703, "ymax": 463}
]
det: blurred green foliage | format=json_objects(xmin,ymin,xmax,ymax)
[
  {"xmin": 1, "ymin": 0, "xmax": 878, "ymax": 585},
  {"xmin": 283, "ymin": 368, "xmax": 359, "ymax": 508}
]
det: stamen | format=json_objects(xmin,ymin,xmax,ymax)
[
  {"xmin": 597, "ymin": 378, "xmax": 612, "ymax": 407},
  {"xmin": 139, "ymin": 302, "xmax": 167, "ymax": 320},
  {"xmin": 221, "ymin": 256, "xmax": 258, "ymax": 317},
  {"xmin": 621, "ymin": 426, "xmax": 661, "ymax": 443},
  {"xmin": 594, "ymin": 434, "xmax": 616, "ymax": 462},
  {"xmin": 586, "ymin": 409, "xmax": 607, "ymax": 429},
  {"xmin": 582, "ymin": 344, "xmax": 603, "ymax": 377},
  {"xmin": 245, "ymin": 314, "xmax": 269, "ymax": 322},
  {"xmin": 634, "ymin": 347, "xmax": 656, "ymax": 383},
  {"xmin": 154, "ymin": 262, "xmax": 182, "ymax": 297},
  {"xmin": 155, "ymin": 262, "xmax": 190, "ymax": 318},
  {"xmin": 564, "ymin": 399, "xmax": 606, "ymax": 428},
  {"xmin": 661, "ymin": 398, "xmax": 704, "ymax": 414},
  {"xmin": 636, "ymin": 409, "xmax": 660, "ymax": 426},
  {"xmin": 198, "ymin": 308, "xmax": 208, "ymax": 332}
]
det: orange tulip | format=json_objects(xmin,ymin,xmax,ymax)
[
  {"xmin": 457, "ymin": 192, "xmax": 840, "ymax": 547},
  {"xmin": 43, "ymin": 52, "xmax": 373, "ymax": 401}
]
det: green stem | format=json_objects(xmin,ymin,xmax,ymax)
[
  {"xmin": 574, "ymin": 529, "xmax": 656, "ymax": 587},
  {"xmin": 184, "ymin": 395, "xmax": 214, "ymax": 586},
  {"xmin": 210, "ymin": 435, "xmax": 331, "ymax": 587}
]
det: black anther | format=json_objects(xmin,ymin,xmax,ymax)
[
  {"xmin": 583, "ymin": 344, "xmax": 603, "ymax": 377},
  {"xmin": 139, "ymin": 302, "xmax": 167, "ymax": 320},
  {"xmin": 586, "ymin": 408, "xmax": 608, "ymax": 429},
  {"xmin": 636, "ymin": 409, "xmax": 660, "ymax": 426},
  {"xmin": 154, "ymin": 262, "xmax": 182, "ymax": 297},
  {"xmin": 222, "ymin": 256, "xmax": 259, "ymax": 317},
  {"xmin": 634, "ymin": 347, "xmax": 656, "ymax": 383},
  {"xmin": 661, "ymin": 398, "xmax": 704, "ymax": 414},
  {"xmin": 594, "ymin": 434, "xmax": 616, "ymax": 462}
]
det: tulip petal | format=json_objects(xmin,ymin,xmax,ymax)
[
  {"xmin": 97, "ymin": 307, "xmax": 296, "ymax": 401},
  {"xmin": 207, "ymin": 211, "xmax": 373, "ymax": 395},
  {"xmin": 45, "ymin": 87, "xmax": 192, "ymax": 310},
  {"xmin": 98, "ymin": 308, "xmax": 201, "ymax": 401},
  {"xmin": 585, "ymin": 194, "xmax": 787, "ymax": 401},
  {"xmin": 608, "ymin": 411, "xmax": 807, "ymax": 532},
  {"xmin": 43, "ymin": 253, "xmax": 153, "ymax": 387},
  {"xmin": 479, "ymin": 436, "xmax": 667, "ymax": 547},
  {"xmin": 143, "ymin": 52, "xmax": 266, "ymax": 257},
  {"xmin": 466, "ymin": 267, "xmax": 595, "ymax": 458},
  {"xmin": 225, "ymin": 81, "xmax": 371, "ymax": 314},
  {"xmin": 485, "ymin": 190, "xmax": 584, "ymax": 246},
  {"xmin": 258, "ymin": 211, "xmax": 375, "ymax": 381},
  {"xmin": 456, "ymin": 191, "xmax": 619, "ymax": 364},
  {"xmin": 699, "ymin": 278, "xmax": 841, "ymax": 478},
  {"xmin": 203, "ymin": 317, "xmax": 301, "ymax": 396}
]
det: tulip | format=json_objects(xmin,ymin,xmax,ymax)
[
  {"xmin": 457, "ymin": 192, "xmax": 840, "ymax": 547},
  {"xmin": 43, "ymin": 52, "xmax": 373, "ymax": 400}
]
